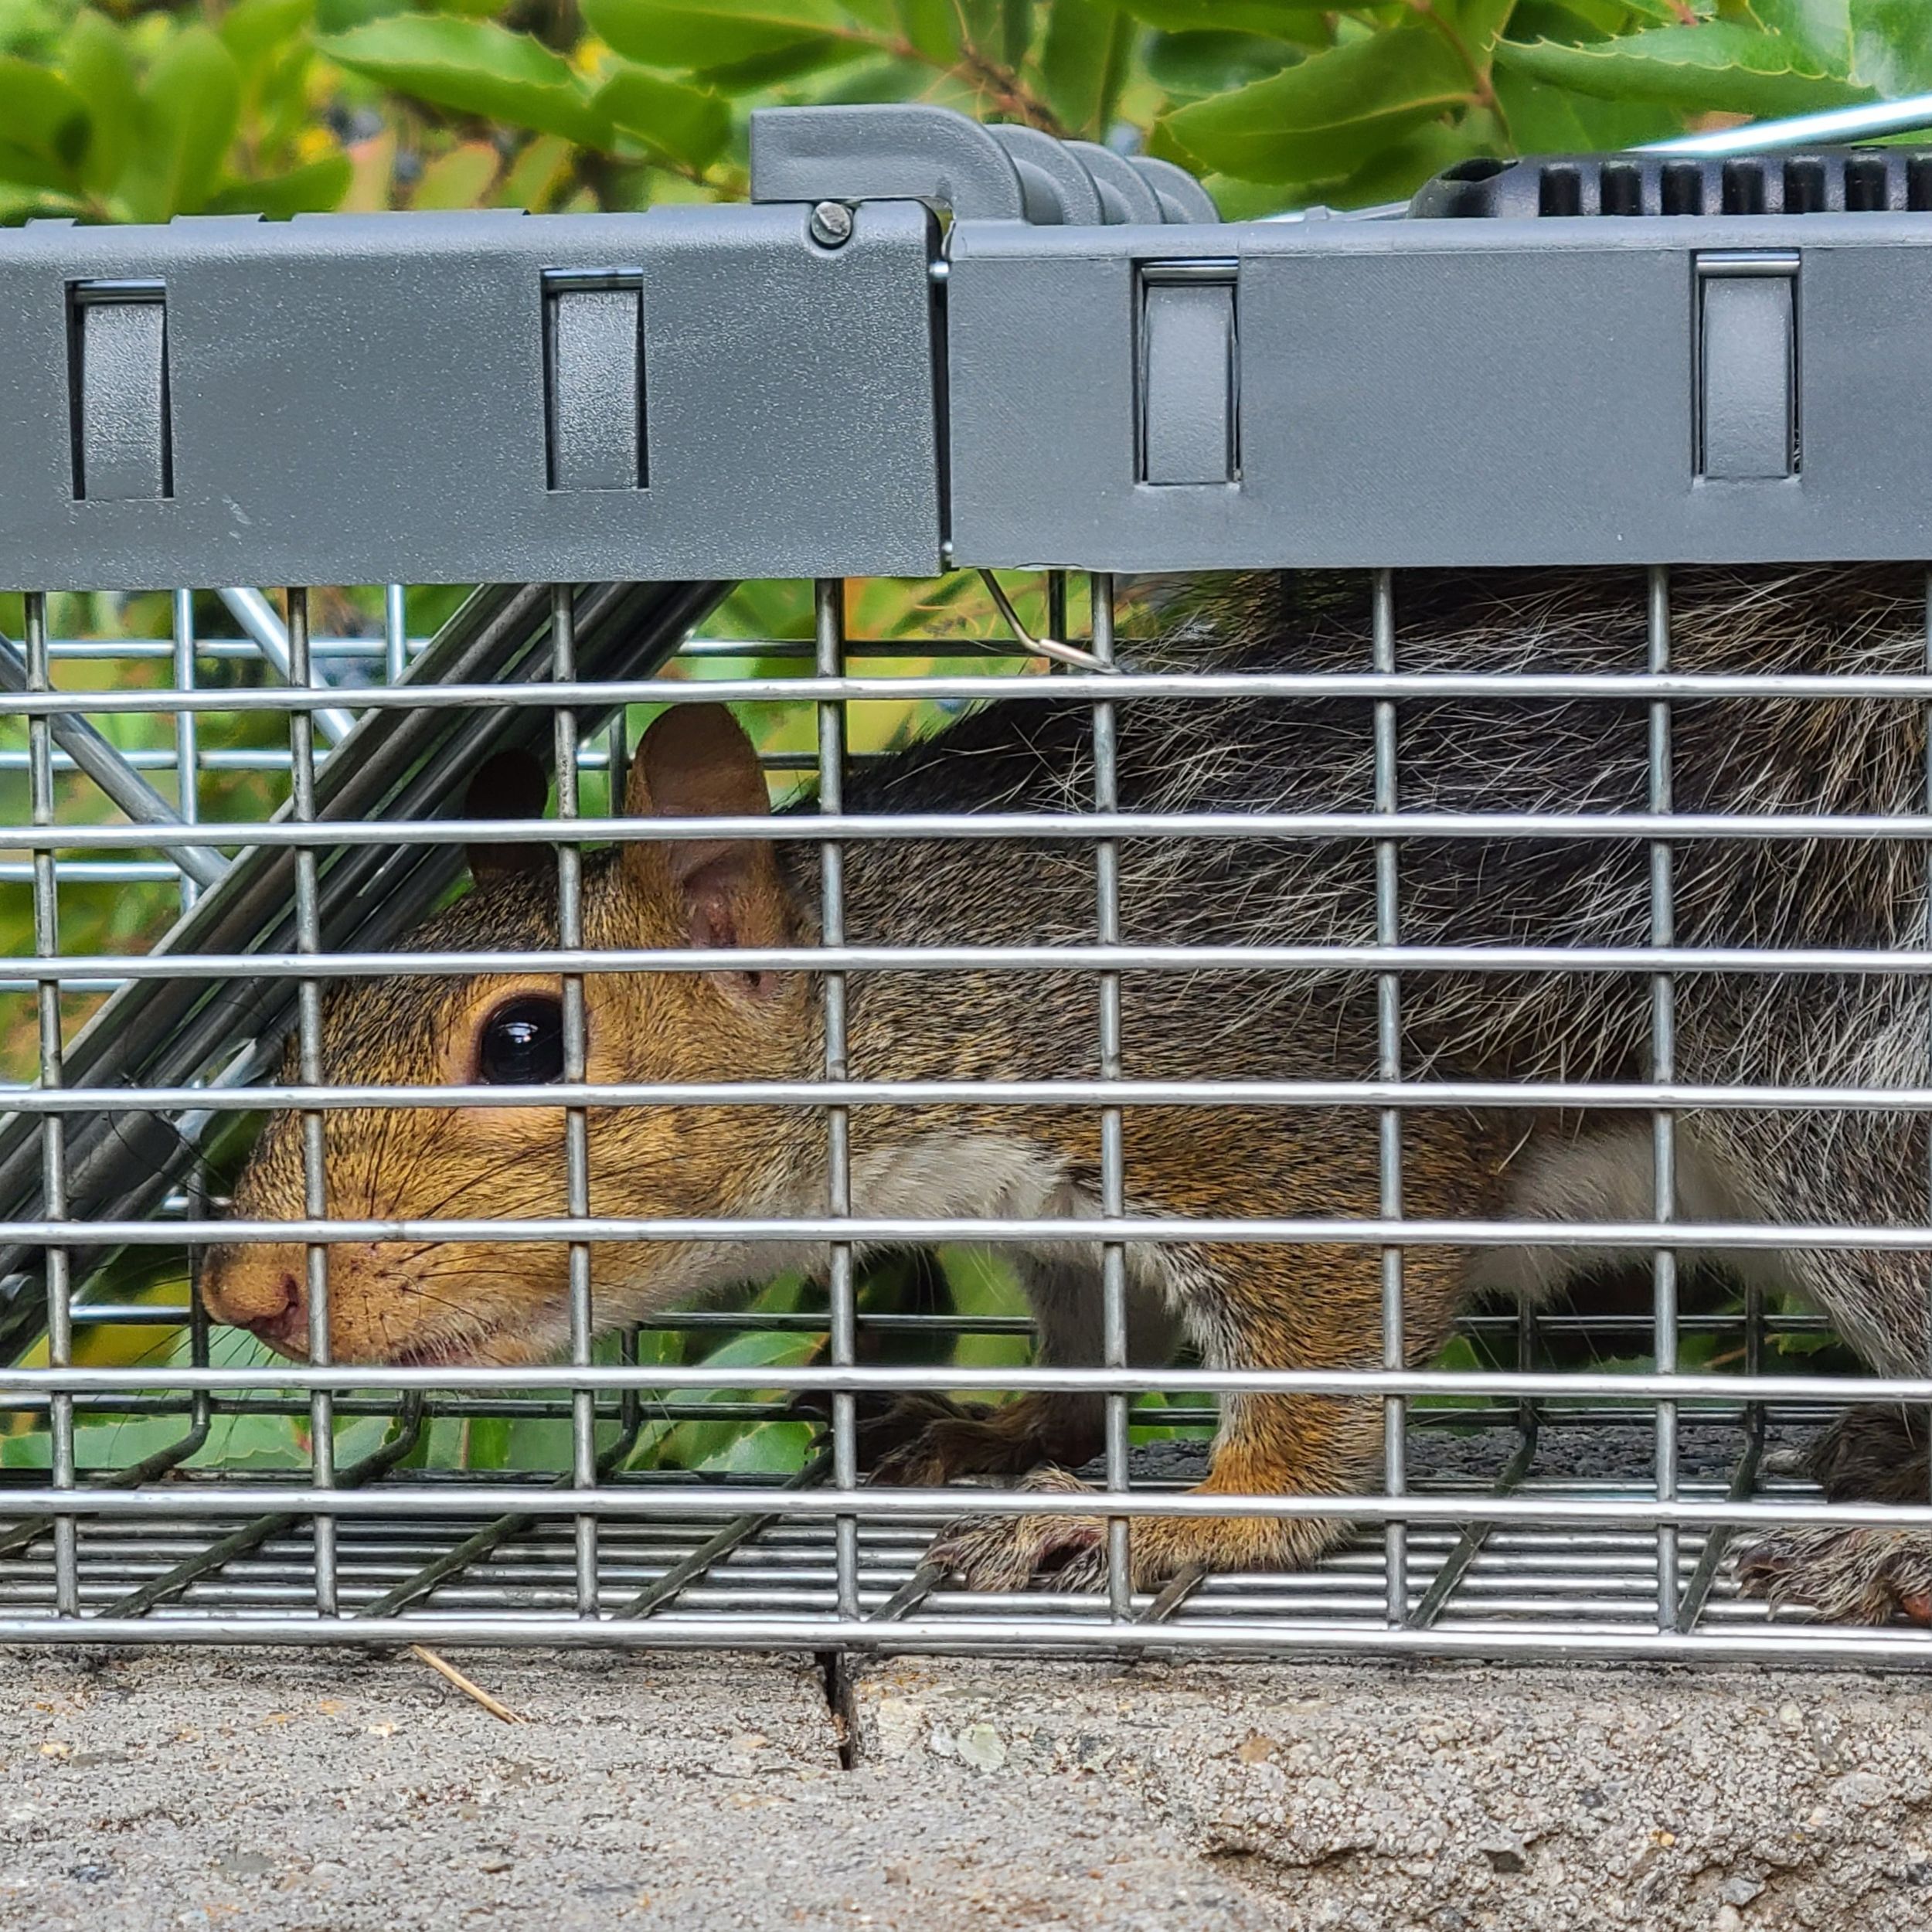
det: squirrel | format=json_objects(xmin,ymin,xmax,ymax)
[{"xmin": 202, "ymin": 564, "xmax": 1932, "ymax": 1624}]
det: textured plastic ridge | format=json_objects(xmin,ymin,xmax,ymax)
[{"xmin": 6, "ymin": 111, "xmax": 1932, "ymax": 586}]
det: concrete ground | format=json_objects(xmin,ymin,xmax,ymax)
[{"xmin": 2, "ymin": 1646, "xmax": 1930, "ymax": 1930}]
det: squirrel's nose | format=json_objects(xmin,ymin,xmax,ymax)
[{"xmin": 202, "ymin": 1243, "xmax": 308, "ymax": 1355}]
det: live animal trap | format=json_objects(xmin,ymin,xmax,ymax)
[{"xmin": 5, "ymin": 104, "xmax": 1932, "ymax": 1661}]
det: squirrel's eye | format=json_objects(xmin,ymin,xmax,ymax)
[{"xmin": 477, "ymin": 995, "xmax": 566, "ymax": 1085}]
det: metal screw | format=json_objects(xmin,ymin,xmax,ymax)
[{"xmin": 808, "ymin": 201, "xmax": 854, "ymax": 249}]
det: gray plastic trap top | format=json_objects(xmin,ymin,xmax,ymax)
[{"xmin": 5, "ymin": 103, "xmax": 1932, "ymax": 589}]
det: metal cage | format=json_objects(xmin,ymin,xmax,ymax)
[{"xmin": 5, "ymin": 102, "xmax": 1932, "ymax": 1665}]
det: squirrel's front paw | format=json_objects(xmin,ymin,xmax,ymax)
[
  {"xmin": 1733, "ymin": 1525, "xmax": 1932, "ymax": 1624},
  {"xmin": 925, "ymin": 1466, "xmax": 1110, "ymax": 1590},
  {"xmin": 925, "ymin": 1469, "xmax": 1345, "ymax": 1592}
]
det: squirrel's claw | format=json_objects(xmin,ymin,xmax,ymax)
[
  {"xmin": 924, "ymin": 1466, "xmax": 1109, "ymax": 1592},
  {"xmin": 1732, "ymin": 1526, "xmax": 1932, "ymax": 1625},
  {"xmin": 927, "ymin": 1474, "xmax": 1351, "ymax": 1594}
]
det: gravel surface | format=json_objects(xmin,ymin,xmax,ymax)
[{"xmin": 5, "ymin": 1644, "xmax": 1931, "ymax": 1930}]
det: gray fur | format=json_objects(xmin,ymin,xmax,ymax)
[
  {"xmin": 225, "ymin": 562, "xmax": 1932, "ymax": 1617},
  {"xmin": 827, "ymin": 563, "xmax": 1932, "ymax": 1361}
]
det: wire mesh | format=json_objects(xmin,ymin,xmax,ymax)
[{"xmin": 1, "ymin": 565, "xmax": 1930, "ymax": 1659}]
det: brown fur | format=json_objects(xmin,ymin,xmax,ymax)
[{"xmin": 202, "ymin": 565, "xmax": 1932, "ymax": 1611}]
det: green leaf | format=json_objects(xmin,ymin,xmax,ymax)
[
  {"xmin": 804, "ymin": 51, "xmax": 937, "ymax": 102},
  {"xmin": 130, "ymin": 26, "xmax": 244, "ymax": 219},
  {"xmin": 0, "ymin": 158, "xmax": 83, "ymax": 202},
  {"xmin": 201, "ymin": 152, "xmax": 354, "ymax": 216},
  {"xmin": 1750, "ymin": 0, "xmax": 1932, "ymax": 91},
  {"xmin": 1190, "ymin": 169, "xmax": 1294, "ymax": 219},
  {"xmin": 53, "ymin": 21, "xmax": 136, "ymax": 199},
  {"xmin": 498, "ymin": 131, "xmax": 577, "ymax": 209},
  {"xmin": 59, "ymin": 12, "xmax": 136, "ymax": 195},
  {"xmin": 1491, "ymin": 67, "xmax": 1688, "ymax": 151},
  {"xmin": 696, "ymin": 1420, "xmax": 815, "ymax": 1473},
  {"xmin": 409, "ymin": 140, "xmax": 498, "ymax": 207},
  {"xmin": 939, "ymin": 1247, "xmax": 1032, "ymax": 1371},
  {"xmin": 647, "ymin": 1326, "xmax": 822, "ymax": 1471},
  {"xmin": 1448, "ymin": 0, "xmax": 1522, "ymax": 55},
  {"xmin": 693, "ymin": 38, "xmax": 866, "ymax": 88},
  {"xmin": 1043, "ymin": 0, "xmax": 1133, "ymax": 137},
  {"xmin": 582, "ymin": 0, "xmax": 851, "ymax": 71},
  {"xmin": 1508, "ymin": 0, "xmax": 1638, "ymax": 32},
  {"xmin": 1145, "ymin": 30, "xmax": 1300, "ymax": 99},
  {"xmin": 1331, "ymin": 116, "xmax": 1503, "ymax": 209},
  {"xmin": 1117, "ymin": 0, "xmax": 1332, "ymax": 36},
  {"xmin": 1161, "ymin": 25, "xmax": 1471, "ymax": 185},
  {"xmin": 594, "ymin": 65, "xmax": 731, "ymax": 170},
  {"xmin": 0, "ymin": 55, "xmax": 89, "ymax": 183},
  {"xmin": 463, "ymin": 1415, "xmax": 512, "ymax": 1470},
  {"xmin": 496, "ymin": 1417, "xmax": 576, "ymax": 1471},
  {"xmin": 956, "ymin": 0, "xmax": 1003, "ymax": 44},
  {"xmin": 897, "ymin": 0, "xmax": 957, "ymax": 63},
  {"xmin": 1747, "ymin": 0, "xmax": 1850, "ymax": 66},
  {"xmin": 313, "ymin": 0, "xmax": 408, "ymax": 30},
  {"xmin": 1413, "ymin": 1332, "xmax": 1492, "ymax": 1418},
  {"xmin": 1002, "ymin": 0, "xmax": 1033, "ymax": 66},
  {"xmin": 220, "ymin": 0, "xmax": 317, "ymax": 72},
  {"xmin": 318, "ymin": 16, "xmax": 613, "ymax": 147},
  {"xmin": 1621, "ymin": 0, "xmax": 1716, "ymax": 19},
  {"xmin": 1495, "ymin": 25, "xmax": 1873, "ymax": 115}
]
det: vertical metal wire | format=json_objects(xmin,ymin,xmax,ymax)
[
  {"xmin": 1090, "ymin": 573, "xmax": 1131, "ymax": 1615},
  {"xmin": 1372, "ymin": 571, "xmax": 1407, "ymax": 1624},
  {"xmin": 552, "ymin": 583, "xmax": 599, "ymax": 1614},
  {"xmin": 287, "ymin": 587, "xmax": 335, "ymax": 1614},
  {"xmin": 1046, "ymin": 571, "xmax": 1069, "ymax": 675},
  {"xmin": 383, "ymin": 583, "xmax": 408, "ymax": 688},
  {"xmin": 1923, "ymin": 570, "xmax": 1932, "ymax": 1508},
  {"xmin": 1648, "ymin": 565, "xmax": 1680, "ymax": 1628},
  {"xmin": 26, "ymin": 594, "xmax": 77, "ymax": 1615},
  {"xmin": 816, "ymin": 578, "xmax": 859, "ymax": 1620},
  {"xmin": 173, "ymin": 596, "xmax": 213, "ymax": 1466},
  {"xmin": 171, "ymin": 590, "xmax": 199, "ymax": 915}
]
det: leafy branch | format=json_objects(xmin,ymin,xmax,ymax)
[{"xmin": 1, "ymin": 6, "xmax": 1928, "ymax": 260}]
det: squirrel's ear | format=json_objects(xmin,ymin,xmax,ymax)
[
  {"xmin": 625, "ymin": 705, "xmax": 791, "ymax": 957},
  {"xmin": 465, "ymin": 748, "xmax": 550, "ymax": 883}
]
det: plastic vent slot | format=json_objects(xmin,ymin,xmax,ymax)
[{"xmin": 1411, "ymin": 148, "xmax": 1932, "ymax": 218}]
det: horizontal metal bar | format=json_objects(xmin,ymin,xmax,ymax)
[
  {"xmin": 42, "ymin": 1306, "xmax": 1828, "ymax": 1343},
  {"xmin": 1696, "ymin": 250, "xmax": 1801, "ymax": 278},
  {"xmin": 0, "ymin": 1483, "xmax": 1926, "ymax": 1529},
  {"xmin": 0, "ymin": 862, "xmax": 182, "ymax": 879},
  {"xmin": 3, "ymin": 1362, "xmax": 1928, "ymax": 1403},
  {"xmin": 17, "ymin": 940, "xmax": 1932, "ymax": 985},
  {"xmin": 25, "ymin": 636, "xmax": 425, "ymax": 660},
  {"xmin": 0, "ymin": 978, "xmax": 127, "ymax": 995},
  {"xmin": 16, "ymin": 1074, "xmax": 1932, "ymax": 1114},
  {"xmin": 15, "ymin": 808, "xmax": 1932, "ymax": 853},
  {"xmin": 0, "ymin": 1396, "xmax": 801, "ymax": 1423},
  {"xmin": 2, "ymin": 634, "xmax": 985, "ymax": 666},
  {"xmin": 0, "ymin": 631, "xmax": 227, "ymax": 889},
  {"xmin": 1640, "ymin": 93, "xmax": 1932, "ymax": 156},
  {"xmin": 18, "ymin": 1209, "xmax": 1932, "ymax": 1252},
  {"xmin": 24, "ymin": 667, "xmax": 1932, "ymax": 717},
  {"xmin": 0, "ymin": 1613, "xmax": 1917, "ymax": 1663}
]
